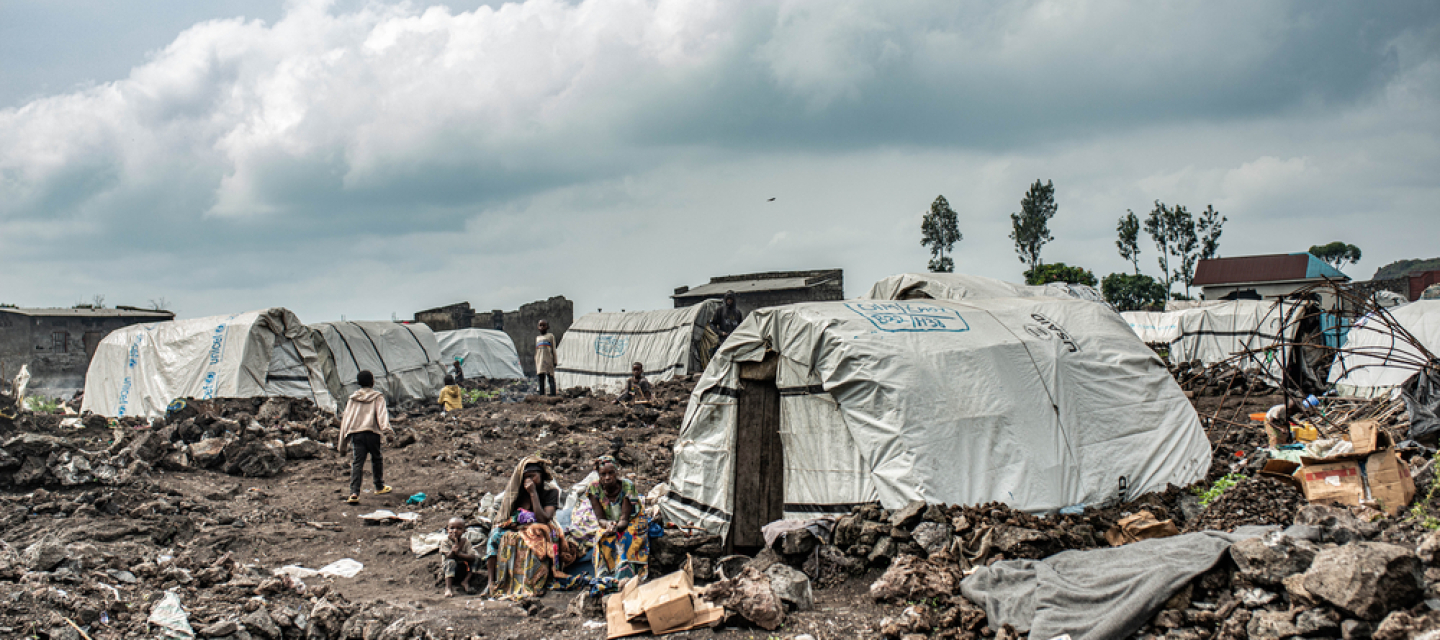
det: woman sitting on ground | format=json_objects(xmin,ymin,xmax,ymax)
[
  {"xmin": 482, "ymin": 455, "xmax": 580, "ymax": 599},
  {"xmin": 571, "ymin": 455, "xmax": 649, "ymax": 584}
]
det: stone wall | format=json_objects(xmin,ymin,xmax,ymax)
[
  {"xmin": 413, "ymin": 302, "xmax": 475, "ymax": 332},
  {"xmin": 486, "ymin": 296, "xmax": 573, "ymax": 377},
  {"xmin": 0, "ymin": 311, "xmax": 172, "ymax": 399}
]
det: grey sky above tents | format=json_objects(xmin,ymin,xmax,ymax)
[{"xmin": 1, "ymin": 2, "xmax": 1437, "ymax": 322}]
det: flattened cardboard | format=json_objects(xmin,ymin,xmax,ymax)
[
  {"xmin": 606, "ymin": 558, "xmax": 723, "ymax": 639},
  {"xmin": 1104, "ymin": 510, "xmax": 1181, "ymax": 546},
  {"xmin": 1259, "ymin": 459, "xmax": 1301, "ymax": 488},
  {"xmin": 1347, "ymin": 420, "xmax": 1386, "ymax": 456}
]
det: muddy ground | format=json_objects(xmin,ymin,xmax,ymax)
[{"xmin": 1, "ymin": 374, "xmax": 1438, "ymax": 639}]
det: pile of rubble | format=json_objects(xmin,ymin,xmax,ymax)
[
  {"xmin": 1170, "ymin": 360, "xmax": 1278, "ymax": 397},
  {"xmin": 0, "ymin": 396, "xmax": 345, "ymax": 489}
]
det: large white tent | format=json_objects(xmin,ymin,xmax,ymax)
[
  {"xmin": 1329, "ymin": 301, "xmax": 1440, "ymax": 398},
  {"xmin": 309, "ymin": 321, "xmax": 446, "ymax": 405},
  {"xmin": 660, "ymin": 298, "xmax": 1211, "ymax": 541},
  {"xmin": 436, "ymin": 328, "xmax": 525, "ymax": 380},
  {"xmin": 1121, "ymin": 311, "xmax": 1184, "ymax": 345},
  {"xmin": 82, "ymin": 308, "xmax": 337, "ymax": 418},
  {"xmin": 555, "ymin": 300, "xmax": 721, "ymax": 394}
]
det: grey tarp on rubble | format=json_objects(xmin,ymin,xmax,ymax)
[
  {"xmin": 555, "ymin": 300, "xmax": 721, "ymax": 394},
  {"xmin": 961, "ymin": 527, "xmax": 1269, "ymax": 640},
  {"xmin": 436, "ymin": 328, "xmax": 526, "ymax": 380},
  {"xmin": 660, "ymin": 297, "xmax": 1211, "ymax": 538},
  {"xmin": 81, "ymin": 308, "xmax": 337, "ymax": 418},
  {"xmin": 310, "ymin": 321, "xmax": 446, "ymax": 406}
]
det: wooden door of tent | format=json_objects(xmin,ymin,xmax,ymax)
[{"xmin": 730, "ymin": 352, "xmax": 783, "ymax": 551}]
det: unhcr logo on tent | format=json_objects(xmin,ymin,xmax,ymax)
[
  {"xmin": 845, "ymin": 302, "xmax": 970, "ymax": 333},
  {"xmin": 595, "ymin": 334, "xmax": 629, "ymax": 358}
]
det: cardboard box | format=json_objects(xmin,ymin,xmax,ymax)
[
  {"xmin": 606, "ymin": 558, "xmax": 724, "ymax": 639},
  {"xmin": 1284, "ymin": 421, "xmax": 1416, "ymax": 516}
]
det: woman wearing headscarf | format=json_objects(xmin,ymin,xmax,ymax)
[
  {"xmin": 482, "ymin": 455, "xmax": 581, "ymax": 598},
  {"xmin": 569, "ymin": 455, "xmax": 649, "ymax": 584}
]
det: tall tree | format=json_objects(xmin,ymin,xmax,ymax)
[
  {"xmin": 1170, "ymin": 205, "xmax": 1200, "ymax": 297},
  {"xmin": 1009, "ymin": 180, "xmax": 1057, "ymax": 273},
  {"xmin": 1101, "ymin": 273, "xmax": 1169, "ymax": 311},
  {"xmin": 1308, "ymin": 241, "xmax": 1363, "ymax": 271},
  {"xmin": 1197, "ymin": 205, "xmax": 1226, "ymax": 262},
  {"xmin": 920, "ymin": 195, "xmax": 962, "ymax": 273},
  {"xmin": 1142, "ymin": 200, "xmax": 1199, "ymax": 297},
  {"xmin": 1116, "ymin": 210, "xmax": 1141, "ymax": 275},
  {"xmin": 1143, "ymin": 201, "xmax": 1177, "ymax": 295}
]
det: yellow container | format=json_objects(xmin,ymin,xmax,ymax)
[{"xmin": 1291, "ymin": 422, "xmax": 1320, "ymax": 443}]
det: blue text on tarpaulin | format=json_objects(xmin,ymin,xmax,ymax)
[{"xmin": 845, "ymin": 302, "xmax": 971, "ymax": 333}]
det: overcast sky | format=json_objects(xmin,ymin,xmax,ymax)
[{"xmin": 2, "ymin": 0, "xmax": 1437, "ymax": 322}]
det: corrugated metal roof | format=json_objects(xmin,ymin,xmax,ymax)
[
  {"xmin": 1192, "ymin": 253, "xmax": 1349, "ymax": 286},
  {"xmin": 0, "ymin": 307, "xmax": 174, "ymax": 318},
  {"xmin": 674, "ymin": 277, "xmax": 813, "ymax": 298}
]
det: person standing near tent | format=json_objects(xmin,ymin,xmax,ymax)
[
  {"xmin": 439, "ymin": 375, "xmax": 463, "ymax": 412},
  {"xmin": 338, "ymin": 370, "xmax": 395, "ymax": 504},
  {"xmin": 614, "ymin": 362, "xmax": 653, "ymax": 406},
  {"xmin": 452, "ymin": 359, "xmax": 466, "ymax": 385},
  {"xmin": 709, "ymin": 291, "xmax": 745, "ymax": 351},
  {"xmin": 536, "ymin": 320, "xmax": 558, "ymax": 396}
]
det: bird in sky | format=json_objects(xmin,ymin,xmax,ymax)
[{"xmin": 767, "ymin": 197, "xmax": 776, "ymax": 202}]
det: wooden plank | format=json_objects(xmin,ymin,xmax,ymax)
[
  {"xmin": 730, "ymin": 373, "xmax": 783, "ymax": 550},
  {"xmin": 739, "ymin": 352, "xmax": 778, "ymax": 381}
]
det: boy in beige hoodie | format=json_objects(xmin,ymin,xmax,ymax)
[{"xmin": 339, "ymin": 370, "xmax": 396, "ymax": 503}]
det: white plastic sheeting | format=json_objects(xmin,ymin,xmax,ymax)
[
  {"xmin": 1329, "ymin": 301, "xmax": 1440, "ymax": 398},
  {"xmin": 555, "ymin": 300, "xmax": 720, "ymax": 394},
  {"xmin": 865, "ymin": 273, "xmax": 1108, "ymax": 307},
  {"xmin": 1166, "ymin": 301, "xmax": 1302, "ymax": 381},
  {"xmin": 660, "ymin": 298, "xmax": 1210, "ymax": 539},
  {"xmin": 82, "ymin": 308, "xmax": 335, "ymax": 418},
  {"xmin": 436, "ymin": 329, "xmax": 525, "ymax": 380},
  {"xmin": 1122, "ymin": 311, "xmax": 1183, "ymax": 344},
  {"xmin": 310, "ymin": 321, "xmax": 445, "ymax": 404}
]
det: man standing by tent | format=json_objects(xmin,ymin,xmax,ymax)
[
  {"xmin": 536, "ymin": 320, "xmax": 559, "ymax": 396},
  {"xmin": 709, "ymin": 291, "xmax": 745, "ymax": 352},
  {"xmin": 339, "ymin": 370, "xmax": 395, "ymax": 504}
]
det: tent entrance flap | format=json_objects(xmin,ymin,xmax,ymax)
[{"xmin": 731, "ymin": 353, "xmax": 783, "ymax": 551}]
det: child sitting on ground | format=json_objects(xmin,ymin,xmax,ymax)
[
  {"xmin": 441, "ymin": 517, "xmax": 479, "ymax": 597},
  {"xmin": 439, "ymin": 375, "xmax": 463, "ymax": 412}
]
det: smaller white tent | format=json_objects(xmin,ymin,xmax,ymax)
[
  {"xmin": 82, "ymin": 308, "xmax": 336, "ymax": 418},
  {"xmin": 1122, "ymin": 311, "xmax": 1184, "ymax": 345},
  {"xmin": 436, "ymin": 329, "xmax": 525, "ymax": 379},
  {"xmin": 865, "ymin": 273, "xmax": 1108, "ymax": 307},
  {"xmin": 555, "ymin": 300, "xmax": 721, "ymax": 394},
  {"xmin": 1166, "ymin": 301, "xmax": 1303, "ymax": 381},
  {"xmin": 310, "ymin": 322, "xmax": 446, "ymax": 404},
  {"xmin": 1329, "ymin": 301, "xmax": 1440, "ymax": 398}
]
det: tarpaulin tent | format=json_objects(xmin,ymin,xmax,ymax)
[
  {"xmin": 1165, "ymin": 301, "xmax": 1304, "ymax": 382},
  {"xmin": 436, "ymin": 329, "xmax": 525, "ymax": 380},
  {"xmin": 865, "ymin": 273, "xmax": 1108, "ymax": 307},
  {"xmin": 1121, "ymin": 311, "xmax": 1183, "ymax": 345},
  {"xmin": 659, "ymin": 298, "xmax": 1210, "ymax": 545},
  {"xmin": 309, "ymin": 321, "xmax": 446, "ymax": 405},
  {"xmin": 1329, "ymin": 301, "xmax": 1440, "ymax": 398},
  {"xmin": 555, "ymin": 300, "xmax": 721, "ymax": 394},
  {"xmin": 81, "ymin": 308, "xmax": 337, "ymax": 418}
]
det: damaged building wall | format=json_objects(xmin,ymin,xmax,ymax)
[
  {"xmin": 412, "ymin": 297, "xmax": 574, "ymax": 377},
  {"xmin": 0, "ymin": 308, "xmax": 174, "ymax": 399}
]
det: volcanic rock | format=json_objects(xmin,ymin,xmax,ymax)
[{"xmin": 1302, "ymin": 542, "xmax": 1424, "ymax": 620}]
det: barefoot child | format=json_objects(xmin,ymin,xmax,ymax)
[{"xmin": 442, "ymin": 518, "xmax": 479, "ymax": 597}]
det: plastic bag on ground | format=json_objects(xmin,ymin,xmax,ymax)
[{"xmin": 148, "ymin": 590, "xmax": 194, "ymax": 639}]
